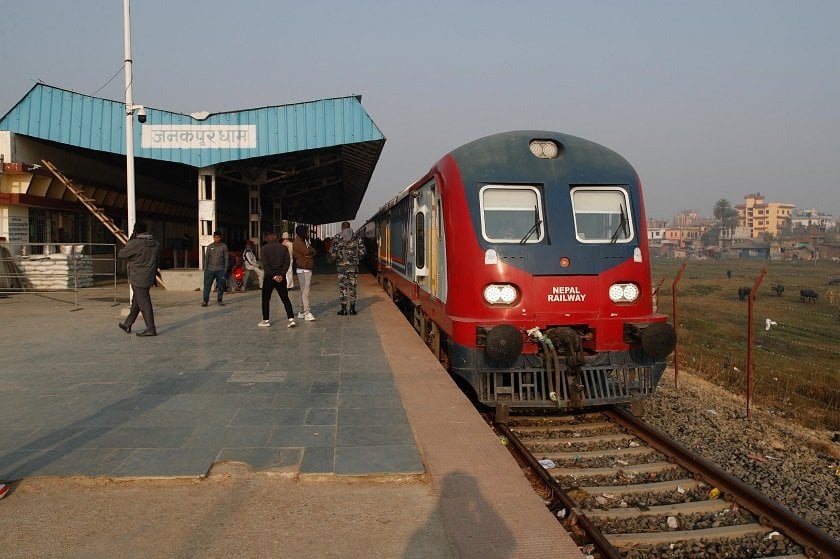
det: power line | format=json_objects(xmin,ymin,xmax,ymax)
[{"xmin": 90, "ymin": 65, "xmax": 124, "ymax": 96}]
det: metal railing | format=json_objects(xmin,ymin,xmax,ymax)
[{"xmin": 0, "ymin": 242, "xmax": 118, "ymax": 307}]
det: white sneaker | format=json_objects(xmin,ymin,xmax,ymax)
[
  {"xmin": 287, "ymin": 318, "xmax": 296, "ymax": 328},
  {"xmin": 297, "ymin": 312, "xmax": 305, "ymax": 319},
  {"xmin": 304, "ymin": 312, "xmax": 316, "ymax": 321},
  {"xmin": 258, "ymin": 319, "xmax": 271, "ymax": 327}
]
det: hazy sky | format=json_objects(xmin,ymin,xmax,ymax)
[{"xmin": 2, "ymin": 1, "xmax": 838, "ymax": 224}]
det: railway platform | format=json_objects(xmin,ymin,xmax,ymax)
[{"xmin": 0, "ymin": 263, "xmax": 582, "ymax": 558}]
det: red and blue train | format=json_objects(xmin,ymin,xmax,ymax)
[{"xmin": 361, "ymin": 130, "xmax": 676, "ymax": 410}]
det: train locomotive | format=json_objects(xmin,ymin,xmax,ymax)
[{"xmin": 362, "ymin": 130, "xmax": 676, "ymax": 410}]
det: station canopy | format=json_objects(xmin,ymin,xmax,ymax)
[{"xmin": 0, "ymin": 83, "xmax": 385, "ymax": 225}]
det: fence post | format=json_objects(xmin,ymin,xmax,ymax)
[
  {"xmin": 672, "ymin": 261, "xmax": 687, "ymax": 389},
  {"xmin": 112, "ymin": 244, "xmax": 119, "ymax": 305},
  {"xmin": 654, "ymin": 276, "xmax": 666, "ymax": 312},
  {"xmin": 746, "ymin": 267, "xmax": 768, "ymax": 418},
  {"xmin": 71, "ymin": 250, "xmax": 81, "ymax": 312}
]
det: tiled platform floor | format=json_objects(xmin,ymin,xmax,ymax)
[
  {"xmin": 0, "ymin": 264, "xmax": 582, "ymax": 557},
  {"xmin": 0, "ymin": 267, "xmax": 421, "ymax": 479}
]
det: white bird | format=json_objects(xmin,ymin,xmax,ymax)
[{"xmin": 765, "ymin": 318, "xmax": 777, "ymax": 331}]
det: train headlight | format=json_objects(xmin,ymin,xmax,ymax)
[
  {"xmin": 483, "ymin": 283, "xmax": 518, "ymax": 305},
  {"xmin": 609, "ymin": 282, "xmax": 640, "ymax": 303},
  {"xmin": 529, "ymin": 139, "xmax": 560, "ymax": 159}
]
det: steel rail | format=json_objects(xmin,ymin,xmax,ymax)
[
  {"xmin": 494, "ymin": 420, "xmax": 623, "ymax": 559},
  {"xmin": 605, "ymin": 406, "xmax": 840, "ymax": 558}
]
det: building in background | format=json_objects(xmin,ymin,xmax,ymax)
[
  {"xmin": 735, "ymin": 193, "xmax": 795, "ymax": 239},
  {"xmin": 791, "ymin": 208, "xmax": 838, "ymax": 232}
]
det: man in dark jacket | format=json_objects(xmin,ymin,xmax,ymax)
[
  {"xmin": 118, "ymin": 222, "xmax": 160, "ymax": 337},
  {"xmin": 202, "ymin": 231, "xmax": 228, "ymax": 306},
  {"xmin": 258, "ymin": 231, "xmax": 296, "ymax": 328}
]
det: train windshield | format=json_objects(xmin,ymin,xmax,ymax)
[
  {"xmin": 479, "ymin": 185, "xmax": 544, "ymax": 243},
  {"xmin": 571, "ymin": 187, "xmax": 634, "ymax": 243}
]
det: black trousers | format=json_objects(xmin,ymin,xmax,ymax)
[
  {"xmin": 261, "ymin": 276, "xmax": 294, "ymax": 320},
  {"xmin": 126, "ymin": 285, "xmax": 155, "ymax": 330}
]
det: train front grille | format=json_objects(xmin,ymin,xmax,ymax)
[{"xmin": 479, "ymin": 364, "xmax": 654, "ymax": 408}]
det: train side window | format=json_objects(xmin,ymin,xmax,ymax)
[
  {"xmin": 415, "ymin": 211, "xmax": 425, "ymax": 270},
  {"xmin": 571, "ymin": 187, "xmax": 634, "ymax": 243},
  {"xmin": 479, "ymin": 185, "xmax": 544, "ymax": 243}
]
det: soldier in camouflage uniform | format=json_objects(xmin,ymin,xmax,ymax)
[{"xmin": 329, "ymin": 222, "xmax": 366, "ymax": 315}]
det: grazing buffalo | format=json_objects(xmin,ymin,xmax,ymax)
[
  {"xmin": 737, "ymin": 287, "xmax": 751, "ymax": 301},
  {"xmin": 800, "ymin": 289, "xmax": 819, "ymax": 303},
  {"xmin": 772, "ymin": 284, "xmax": 784, "ymax": 297}
]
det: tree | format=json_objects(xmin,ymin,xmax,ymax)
[
  {"xmin": 701, "ymin": 225, "xmax": 721, "ymax": 246},
  {"xmin": 712, "ymin": 199, "xmax": 739, "ymax": 240},
  {"xmin": 723, "ymin": 208, "xmax": 739, "ymax": 238},
  {"xmin": 713, "ymin": 199, "xmax": 732, "ymax": 222}
]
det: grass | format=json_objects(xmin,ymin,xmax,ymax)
[{"xmin": 650, "ymin": 257, "xmax": 840, "ymax": 430}]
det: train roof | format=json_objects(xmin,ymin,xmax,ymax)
[
  {"xmin": 372, "ymin": 130, "xmax": 636, "ymax": 219},
  {"xmin": 450, "ymin": 130, "xmax": 633, "ymax": 169}
]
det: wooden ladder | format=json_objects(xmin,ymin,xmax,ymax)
[{"xmin": 41, "ymin": 159, "xmax": 166, "ymax": 288}]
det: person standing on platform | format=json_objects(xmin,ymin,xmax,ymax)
[
  {"xmin": 180, "ymin": 233, "xmax": 192, "ymax": 268},
  {"xmin": 292, "ymin": 224, "xmax": 317, "ymax": 321},
  {"xmin": 242, "ymin": 239, "xmax": 263, "ymax": 291},
  {"xmin": 329, "ymin": 221, "xmax": 366, "ymax": 316},
  {"xmin": 118, "ymin": 222, "xmax": 160, "ymax": 336},
  {"xmin": 202, "ymin": 231, "xmax": 228, "ymax": 307},
  {"xmin": 281, "ymin": 232, "xmax": 295, "ymax": 289},
  {"xmin": 258, "ymin": 231, "xmax": 296, "ymax": 328},
  {"xmin": 225, "ymin": 250, "xmax": 238, "ymax": 293}
]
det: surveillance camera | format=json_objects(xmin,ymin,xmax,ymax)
[{"xmin": 136, "ymin": 107, "xmax": 147, "ymax": 123}]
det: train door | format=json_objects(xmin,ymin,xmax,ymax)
[
  {"xmin": 381, "ymin": 204, "xmax": 408, "ymax": 277},
  {"xmin": 414, "ymin": 179, "xmax": 449, "ymax": 297},
  {"xmin": 433, "ymin": 185, "xmax": 447, "ymax": 303},
  {"xmin": 380, "ymin": 211, "xmax": 390, "ymax": 269},
  {"xmin": 412, "ymin": 191, "xmax": 430, "ymax": 294}
]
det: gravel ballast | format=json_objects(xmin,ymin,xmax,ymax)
[{"xmin": 643, "ymin": 369, "xmax": 840, "ymax": 541}]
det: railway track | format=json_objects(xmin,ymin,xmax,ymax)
[{"xmin": 494, "ymin": 406, "xmax": 840, "ymax": 558}]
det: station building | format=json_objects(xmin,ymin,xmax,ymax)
[{"xmin": 0, "ymin": 83, "xmax": 385, "ymax": 271}]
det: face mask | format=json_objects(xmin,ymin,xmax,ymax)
[{"xmin": 341, "ymin": 228, "xmax": 353, "ymax": 242}]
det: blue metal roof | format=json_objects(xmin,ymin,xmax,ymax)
[
  {"xmin": 0, "ymin": 83, "xmax": 384, "ymax": 167},
  {"xmin": 0, "ymin": 83, "xmax": 386, "ymax": 223}
]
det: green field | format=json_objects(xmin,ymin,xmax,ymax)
[{"xmin": 650, "ymin": 257, "xmax": 840, "ymax": 430}]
